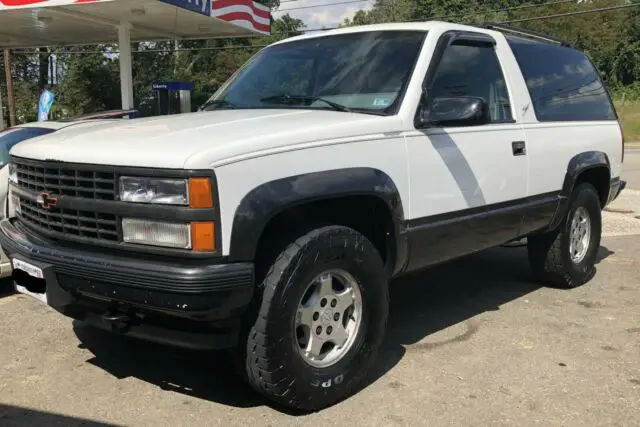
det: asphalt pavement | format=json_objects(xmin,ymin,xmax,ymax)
[{"xmin": 0, "ymin": 150, "xmax": 639, "ymax": 427}]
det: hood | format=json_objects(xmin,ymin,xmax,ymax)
[{"xmin": 10, "ymin": 109, "xmax": 402, "ymax": 169}]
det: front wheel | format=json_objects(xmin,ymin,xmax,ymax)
[
  {"xmin": 242, "ymin": 225, "xmax": 389, "ymax": 411},
  {"xmin": 528, "ymin": 182, "xmax": 602, "ymax": 288}
]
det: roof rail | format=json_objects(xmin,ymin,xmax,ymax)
[{"xmin": 479, "ymin": 22, "xmax": 572, "ymax": 47}]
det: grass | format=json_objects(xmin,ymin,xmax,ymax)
[{"xmin": 615, "ymin": 101, "xmax": 640, "ymax": 143}]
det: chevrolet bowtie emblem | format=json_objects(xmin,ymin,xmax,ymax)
[{"xmin": 36, "ymin": 192, "xmax": 58, "ymax": 210}]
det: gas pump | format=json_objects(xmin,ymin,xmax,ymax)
[{"xmin": 152, "ymin": 81, "xmax": 195, "ymax": 115}]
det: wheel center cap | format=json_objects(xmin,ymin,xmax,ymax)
[{"xmin": 320, "ymin": 308, "xmax": 334, "ymax": 325}]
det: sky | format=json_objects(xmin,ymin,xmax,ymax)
[{"xmin": 273, "ymin": 0, "xmax": 374, "ymax": 31}]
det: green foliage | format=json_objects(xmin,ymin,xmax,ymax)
[
  {"xmin": 344, "ymin": 0, "xmax": 640, "ymax": 98},
  {"xmin": 56, "ymin": 46, "xmax": 121, "ymax": 116},
  {"xmin": 2, "ymin": 2, "xmax": 640, "ymax": 125},
  {"xmin": 0, "ymin": 14, "xmax": 304, "ymax": 122}
]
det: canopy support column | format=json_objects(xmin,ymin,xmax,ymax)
[
  {"xmin": 0, "ymin": 76, "xmax": 4, "ymax": 130},
  {"xmin": 3, "ymin": 49, "xmax": 16, "ymax": 127},
  {"xmin": 117, "ymin": 21, "xmax": 134, "ymax": 110}
]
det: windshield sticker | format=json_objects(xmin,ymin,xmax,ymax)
[{"xmin": 372, "ymin": 97, "xmax": 391, "ymax": 107}]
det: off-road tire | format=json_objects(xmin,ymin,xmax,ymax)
[
  {"xmin": 242, "ymin": 225, "xmax": 389, "ymax": 411},
  {"xmin": 527, "ymin": 182, "xmax": 602, "ymax": 288}
]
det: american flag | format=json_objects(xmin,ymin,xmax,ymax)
[
  {"xmin": 211, "ymin": 0, "xmax": 270, "ymax": 35},
  {"xmin": 0, "ymin": 0, "xmax": 271, "ymax": 35},
  {"xmin": 0, "ymin": 0, "xmax": 105, "ymax": 8}
]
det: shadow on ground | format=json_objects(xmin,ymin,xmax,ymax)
[
  {"xmin": 73, "ymin": 244, "xmax": 615, "ymax": 412},
  {"xmin": 0, "ymin": 404, "xmax": 120, "ymax": 427},
  {"xmin": 0, "ymin": 278, "xmax": 15, "ymax": 298}
]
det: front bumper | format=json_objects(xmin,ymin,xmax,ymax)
[{"xmin": 0, "ymin": 218, "xmax": 255, "ymax": 350}]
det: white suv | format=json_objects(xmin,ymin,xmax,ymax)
[{"xmin": 0, "ymin": 21, "xmax": 626, "ymax": 411}]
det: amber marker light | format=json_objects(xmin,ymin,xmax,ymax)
[
  {"xmin": 189, "ymin": 177, "xmax": 213, "ymax": 209},
  {"xmin": 191, "ymin": 222, "xmax": 216, "ymax": 252}
]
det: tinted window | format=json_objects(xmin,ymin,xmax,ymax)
[
  {"xmin": 508, "ymin": 38, "xmax": 616, "ymax": 121},
  {"xmin": 204, "ymin": 31, "xmax": 426, "ymax": 115},
  {"xmin": 429, "ymin": 41, "xmax": 513, "ymax": 123},
  {"xmin": 0, "ymin": 127, "xmax": 56, "ymax": 167}
]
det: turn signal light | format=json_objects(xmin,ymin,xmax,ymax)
[
  {"xmin": 189, "ymin": 178, "xmax": 213, "ymax": 209},
  {"xmin": 191, "ymin": 221, "xmax": 216, "ymax": 252}
]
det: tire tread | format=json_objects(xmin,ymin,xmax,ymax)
[{"xmin": 245, "ymin": 225, "xmax": 387, "ymax": 410}]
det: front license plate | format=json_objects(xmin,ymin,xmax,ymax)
[
  {"xmin": 12, "ymin": 258, "xmax": 44, "ymax": 279},
  {"xmin": 12, "ymin": 258, "xmax": 47, "ymax": 304}
]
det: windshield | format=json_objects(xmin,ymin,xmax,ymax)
[
  {"xmin": 0, "ymin": 127, "xmax": 56, "ymax": 168},
  {"xmin": 203, "ymin": 30, "xmax": 427, "ymax": 115}
]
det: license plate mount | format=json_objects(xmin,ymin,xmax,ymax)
[
  {"xmin": 12, "ymin": 258, "xmax": 47, "ymax": 304},
  {"xmin": 12, "ymin": 258, "xmax": 44, "ymax": 279}
]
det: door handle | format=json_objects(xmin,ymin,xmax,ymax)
[{"xmin": 512, "ymin": 141, "xmax": 526, "ymax": 156}]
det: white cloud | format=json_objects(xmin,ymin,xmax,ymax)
[{"xmin": 273, "ymin": 0, "xmax": 373, "ymax": 31}]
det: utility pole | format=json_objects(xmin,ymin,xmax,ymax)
[{"xmin": 3, "ymin": 49, "xmax": 16, "ymax": 127}]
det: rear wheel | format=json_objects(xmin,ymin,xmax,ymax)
[
  {"xmin": 527, "ymin": 182, "xmax": 602, "ymax": 288},
  {"xmin": 241, "ymin": 225, "xmax": 389, "ymax": 411}
]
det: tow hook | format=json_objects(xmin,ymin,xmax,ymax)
[{"xmin": 101, "ymin": 312, "xmax": 132, "ymax": 333}]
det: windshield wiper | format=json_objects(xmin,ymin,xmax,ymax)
[
  {"xmin": 260, "ymin": 94, "xmax": 352, "ymax": 112},
  {"xmin": 200, "ymin": 99, "xmax": 238, "ymax": 111}
]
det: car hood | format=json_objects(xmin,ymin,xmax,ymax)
[{"xmin": 10, "ymin": 109, "xmax": 402, "ymax": 169}]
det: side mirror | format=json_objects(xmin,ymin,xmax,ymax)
[{"xmin": 418, "ymin": 96, "xmax": 491, "ymax": 128}]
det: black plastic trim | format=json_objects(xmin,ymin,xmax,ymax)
[
  {"xmin": 10, "ymin": 184, "xmax": 215, "ymax": 222},
  {"xmin": 8, "ymin": 155, "xmax": 223, "ymax": 258},
  {"xmin": 402, "ymin": 191, "xmax": 560, "ymax": 272},
  {"xmin": 0, "ymin": 218, "xmax": 252, "ymax": 295},
  {"xmin": 228, "ymin": 168, "xmax": 407, "ymax": 274},
  {"xmin": 452, "ymin": 30, "xmax": 497, "ymax": 46},
  {"xmin": 547, "ymin": 151, "xmax": 611, "ymax": 231},
  {"xmin": 414, "ymin": 31, "xmax": 456, "ymax": 129},
  {"xmin": 481, "ymin": 22, "xmax": 572, "ymax": 47},
  {"xmin": 609, "ymin": 178, "xmax": 626, "ymax": 204}
]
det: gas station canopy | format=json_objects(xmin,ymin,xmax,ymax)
[{"xmin": 0, "ymin": 0, "xmax": 271, "ymax": 111}]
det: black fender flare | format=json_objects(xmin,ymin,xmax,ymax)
[
  {"xmin": 548, "ymin": 151, "xmax": 611, "ymax": 230},
  {"xmin": 227, "ymin": 168, "xmax": 407, "ymax": 274}
]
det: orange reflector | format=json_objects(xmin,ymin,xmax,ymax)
[
  {"xmin": 191, "ymin": 222, "xmax": 216, "ymax": 252},
  {"xmin": 189, "ymin": 178, "xmax": 213, "ymax": 209}
]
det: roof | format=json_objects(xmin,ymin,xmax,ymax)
[
  {"xmin": 0, "ymin": 0, "xmax": 270, "ymax": 48},
  {"xmin": 270, "ymin": 21, "xmax": 469, "ymax": 46}
]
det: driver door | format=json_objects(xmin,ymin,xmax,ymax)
[{"xmin": 404, "ymin": 30, "xmax": 528, "ymax": 269}]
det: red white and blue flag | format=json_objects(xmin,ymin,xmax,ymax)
[
  {"xmin": 0, "ymin": 0, "xmax": 271, "ymax": 34},
  {"xmin": 211, "ymin": 0, "xmax": 270, "ymax": 34}
]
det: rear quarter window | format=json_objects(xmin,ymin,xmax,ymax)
[{"xmin": 507, "ymin": 38, "xmax": 617, "ymax": 122}]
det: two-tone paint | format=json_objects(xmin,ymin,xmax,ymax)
[{"xmin": 8, "ymin": 21, "xmax": 624, "ymax": 275}]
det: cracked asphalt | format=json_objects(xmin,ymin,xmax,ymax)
[{"xmin": 1, "ymin": 150, "xmax": 639, "ymax": 427}]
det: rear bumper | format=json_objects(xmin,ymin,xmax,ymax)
[{"xmin": 0, "ymin": 218, "xmax": 255, "ymax": 350}]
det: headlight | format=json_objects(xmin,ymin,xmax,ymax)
[
  {"xmin": 8, "ymin": 163, "xmax": 18, "ymax": 184},
  {"xmin": 122, "ymin": 218, "xmax": 191, "ymax": 249},
  {"xmin": 119, "ymin": 177, "xmax": 188, "ymax": 205}
]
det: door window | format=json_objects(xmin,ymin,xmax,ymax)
[{"xmin": 428, "ymin": 40, "xmax": 513, "ymax": 124}]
